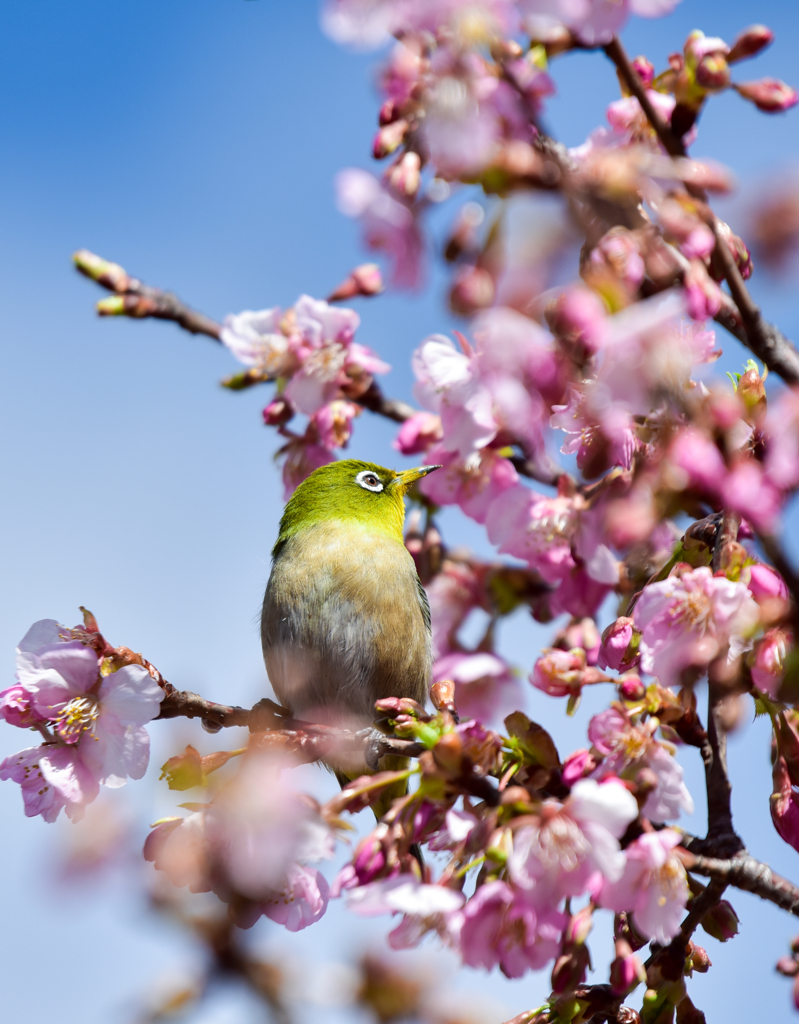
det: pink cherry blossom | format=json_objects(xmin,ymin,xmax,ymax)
[
  {"xmin": 425, "ymin": 559, "xmax": 485, "ymax": 660},
  {"xmin": 277, "ymin": 430, "xmax": 335, "ymax": 499},
  {"xmin": 336, "ymin": 168, "xmax": 424, "ymax": 288},
  {"xmin": 394, "ymin": 411, "xmax": 443, "ymax": 455},
  {"xmin": 633, "ymin": 567, "xmax": 760, "ymax": 689},
  {"xmin": 428, "ymin": 807, "xmax": 479, "ymax": 851},
  {"xmin": 453, "ymin": 880, "xmax": 565, "ymax": 977},
  {"xmin": 0, "ymin": 745, "xmax": 99, "ymax": 823},
  {"xmin": 259, "ymin": 864, "xmax": 330, "ymax": 932},
  {"xmin": 412, "ymin": 333, "xmax": 497, "ymax": 457},
  {"xmin": 146, "ymin": 754, "xmax": 335, "ymax": 900},
  {"xmin": 599, "ymin": 829, "xmax": 689, "ymax": 945},
  {"xmin": 312, "ymin": 400, "xmax": 361, "ymax": 450},
  {"xmin": 345, "ymin": 874, "xmax": 466, "ymax": 949},
  {"xmin": 751, "ymin": 628, "xmax": 790, "ymax": 698},
  {"xmin": 220, "ymin": 307, "xmax": 297, "ymax": 376},
  {"xmin": 486, "ymin": 484, "xmax": 577, "ymax": 583},
  {"xmin": 666, "ymin": 428, "xmax": 726, "ymax": 494},
  {"xmin": 588, "ymin": 708, "xmax": 694, "ymax": 821},
  {"xmin": 508, "ymin": 778, "xmax": 639, "ymax": 903},
  {"xmin": 1, "ymin": 620, "xmax": 164, "ymax": 815},
  {"xmin": 420, "ymin": 445, "xmax": 518, "ymax": 524}
]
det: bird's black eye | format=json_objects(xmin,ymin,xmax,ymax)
[{"xmin": 355, "ymin": 470, "xmax": 384, "ymax": 493}]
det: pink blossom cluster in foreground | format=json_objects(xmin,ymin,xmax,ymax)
[{"xmin": 0, "ymin": 619, "xmax": 163, "ymax": 821}]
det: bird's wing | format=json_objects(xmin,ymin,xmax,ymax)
[{"xmin": 416, "ymin": 573, "xmax": 432, "ymax": 635}]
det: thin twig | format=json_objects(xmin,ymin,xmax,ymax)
[{"xmin": 602, "ymin": 37, "xmax": 799, "ymax": 385}]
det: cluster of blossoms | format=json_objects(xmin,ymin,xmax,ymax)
[
  {"xmin": 220, "ymin": 292, "xmax": 389, "ymax": 497},
  {"xmin": 13, "ymin": 0, "xmax": 799, "ymax": 1020},
  {"xmin": 0, "ymin": 616, "xmax": 163, "ymax": 821}
]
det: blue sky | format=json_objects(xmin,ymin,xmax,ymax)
[{"xmin": 2, "ymin": 1, "xmax": 799, "ymax": 1021}]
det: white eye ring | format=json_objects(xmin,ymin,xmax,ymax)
[{"xmin": 356, "ymin": 470, "xmax": 384, "ymax": 493}]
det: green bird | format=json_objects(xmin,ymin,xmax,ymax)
[{"xmin": 261, "ymin": 459, "xmax": 441, "ymax": 811}]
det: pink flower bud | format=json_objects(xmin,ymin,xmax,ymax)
[
  {"xmin": 618, "ymin": 674, "xmax": 645, "ymax": 701},
  {"xmin": 728, "ymin": 25, "xmax": 774, "ymax": 63},
  {"xmin": 531, "ymin": 648, "xmax": 586, "ymax": 698},
  {"xmin": 262, "ymin": 398, "xmax": 294, "ymax": 427},
  {"xmin": 394, "ymin": 411, "xmax": 443, "ymax": 455},
  {"xmin": 686, "ymin": 942, "xmax": 711, "ymax": 973},
  {"xmin": 735, "ymin": 78, "xmax": 799, "ymax": 113},
  {"xmin": 610, "ymin": 939, "xmax": 646, "ymax": 996},
  {"xmin": 561, "ymin": 748, "xmax": 596, "ymax": 786},
  {"xmin": 598, "ymin": 618, "xmax": 638, "ymax": 672},
  {"xmin": 372, "ymin": 118, "xmax": 409, "ymax": 159},
  {"xmin": 546, "ymin": 287, "xmax": 607, "ymax": 358},
  {"xmin": 777, "ymin": 956, "xmax": 799, "ymax": 978},
  {"xmin": 700, "ymin": 898, "xmax": 739, "ymax": 942},
  {"xmin": 695, "ymin": 54, "xmax": 731, "ymax": 91},
  {"xmin": 378, "ymin": 98, "xmax": 399, "ymax": 126},
  {"xmin": 327, "ymin": 263, "xmax": 384, "ymax": 303},
  {"xmin": 385, "ymin": 151, "xmax": 421, "ymax": 199},
  {"xmin": 449, "ymin": 266, "xmax": 495, "ymax": 316},
  {"xmin": 632, "ymin": 56, "xmax": 655, "ymax": 89},
  {"xmin": 771, "ymin": 755, "xmax": 799, "ymax": 852},
  {"xmin": 747, "ymin": 564, "xmax": 788, "ymax": 603},
  {"xmin": 683, "ymin": 258, "xmax": 723, "ymax": 320},
  {"xmin": 752, "ymin": 628, "xmax": 790, "ymax": 698}
]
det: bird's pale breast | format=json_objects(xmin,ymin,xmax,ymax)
[{"xmin": 261, "ymin": 520, "xmax": 431, "ymax": 743}]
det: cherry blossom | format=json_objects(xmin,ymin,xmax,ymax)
[
  {"xmin": 588, "ymin": 708, "xmax": 694, "ymax": 821},
  {"xmin": 336, "ymin": 168, "xmax": 424, "ymax": 288},
  {"xmin": 599, "ymin": 829, "xmax": 689, "ymax": 945},
  {"xmin": 633, "ymin": 566, "xmax": 760, "ymax": 689},
  {"xmin": 453, "ymin": 880, "xmax": 566, "ymax": 977},
  {"xmin": 0, "ymin": 619, "xmax": 163, "ymax": 820},
  {"xmin": 508, "ymin": 778, "xmax": 639, "ymax": 902}
]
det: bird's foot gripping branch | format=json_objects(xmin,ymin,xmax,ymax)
[{"xmin": 13, "ymin": 1, "xmax": 799, "ymax": 1022}]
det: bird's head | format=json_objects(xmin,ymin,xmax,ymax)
[{"xmin": 274, "ymin": 459, "xmax": 441, "ymax": 554}]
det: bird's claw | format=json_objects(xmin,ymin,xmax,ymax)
[{"xmin": 359, "ymin": 727, "xmax": 386, "ymax": 771}]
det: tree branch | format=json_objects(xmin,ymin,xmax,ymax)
[
  {"xmin": 602, "ymin": 38, "xmax": 799, "ymax": 385},
  {"xmin": 679, "ymin": 848, "xmax": 799, "ymax": 918}
]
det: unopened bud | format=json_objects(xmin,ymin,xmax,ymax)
[
  {"xmin": 449, "ymin": 265, "xmax": 495, "ymax": 316},
  {"xmin": 372, "ymin": 119, "xmax": 409, "ymax": 159},
  {"xmin": 97, "ymin": 293, "xmax": 156, "ymax": 318},
  {"xmin": 551, "ymin": 946, "xmax": 590, "ymax": 994},
  {"xmin": 565, "ymin": 904, "xmax": 594, "ymax": 946},
  {"xmin": 327, "ymin": 263, "xmax": 384, "ymax": 303},
  {"xmin": 734, "ymin": 78, "xmax": 799, "ymax": 113},
  {"xmin": 378, "ymin": 98, "xmax": 399, "ymax": 126},
  {"xmin": 700, "ymin": 898, "xmax": 739, "ymax": 942},
  {"xmin": 73, "ymin": 249, "xmax": 130, "ymax": 291},
  {"xmin": 695, "ymin": 54, "xmax": 730, "ymax": 91},
  {"xmin": 618, "ymin": 674, "xmax": 645, "ymax": 701},
  {"xmin": 728, "ymin": 25, "xmax": 774, "ymax": 64},
  {"xmin": 610, "ymin": 939, "xmax": 646, "ymax": 996},
  {"xmin": 737, "ymin": 363, "xmax": 767, "ymax": 422},
  {"xmin": 430, "ymin": 679, "xmax": 458, "ymax": 717},
  {"xmin": 385, "ymin": 151, "xmax": 421, "ymax": 198},
  {"xmin": 686, "ymin": 942, "xmax": 711, "ymax": 973},
  {"xmin": 262, "ymin": 398, "xmax": 293, "ymax": 427},
  {"xmin": 632, "ymin": 56, "xmax": 655, "ymax": 88},
  {"xmin": 616, "ymin": 1009, "xmax": 641, "ymax": 1024},
  {"xmin": 777, "ymin": 955, "xmax": 799, "ymax": 977}
]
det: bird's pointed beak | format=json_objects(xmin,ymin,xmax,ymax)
[{"xmin": 393, "ymin": 464, "xmax": 442, "ymax": 490}]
